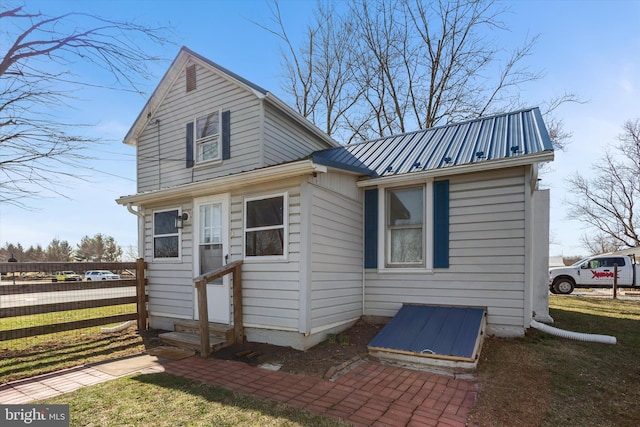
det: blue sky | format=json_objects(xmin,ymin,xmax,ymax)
[{"xmin": 1, "ymin": 0, "xmax": 639, "ymax": 258}]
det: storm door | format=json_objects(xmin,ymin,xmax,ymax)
[{"xmin": 193, "ymin": 195, "xmax": 230, "ymax": 324}]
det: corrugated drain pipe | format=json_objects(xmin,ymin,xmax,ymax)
[{"xmin": 530, "ymin": 320, "xmax": 616, "ymax": 345}]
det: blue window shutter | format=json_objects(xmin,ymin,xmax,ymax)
[
  {"xmin": 433, "ymin": 180, "xmax": 450, "ymax": 268},
  {"xmin": 364, "ymin": 189, "xmax": 378, "ymax": 269},
  {"xmin": 222, "ymin": 110, "xmax": 231, "ymax": 160},
  {"xmin": 186, "ymin": 122, "xmax": 194, "ymax": 168}
]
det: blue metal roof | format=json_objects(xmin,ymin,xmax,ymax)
[
  {"xmin": 368, "ymin": 304, "xmax": 486, "ymax": 361},
  {"xmin": 312, "ymin": 107, "xmax": 553, "ymax": 177}
]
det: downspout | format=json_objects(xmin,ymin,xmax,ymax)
[
  {"xmin": 361, "ymin": 189, "xmax": 366, "ymax": 319},
  {"xmin": 362, "ymin": 266, "xmax": 366, "ymax": 319},
  {"xmin": 126, "ymin": 203, "xmax": 145, "ymax": 259},
  {"xmin": 530, "ymin": 320, "xmax": 616, "ymax": 345}
]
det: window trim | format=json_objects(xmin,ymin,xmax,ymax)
[
  {"xmin": 385, "ymin": 186, "xmax": 425, "ymax": 268},
  {"xmin": 243, "ymin": 192, "xmax": 288, "ymax": 261},
  {"xmin": 152, "ymin": 207, "xmax": 182, "ymax": 261},
  {"xmin": 377, "ymin": 181, "xmax": 433, "ymax": 271},
  {"xmin": 194, "ymin": 110, "xmax": 222, "ymax": 164}
]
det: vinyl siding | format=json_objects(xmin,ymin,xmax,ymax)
[
  {"xmin": 143, "ymin": 200, "xmax": 195, "ymax": 321},
  {"xmin": 364, "ymin": 167, "xmax": 527, "ymax": 334},
  {"xmin": 229, "ymin": 178, "xmax": 304, "ymax": 331},
  {"xmin": 309, "ymin": 173, "xmax": 363, "ymax": 330},
  {"xmin": 262, "ymin": 102, "xmax": 334, "ymax": 166},
  {"xmin": 136, "ymin": 61, "xmax": 262, "ymax": 193}
]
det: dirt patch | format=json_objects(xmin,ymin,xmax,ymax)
[{"xmin": 213, "ymin": 319, "xmax": 384, "ymax": 378}]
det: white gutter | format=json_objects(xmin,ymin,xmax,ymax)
[
  {"xmin": 356, "ymin": 152, "xmax": 554, "ymax": 187},
  {"xmin": 117, "ymin": 160, "xmax": 327, "ymax": 206}
]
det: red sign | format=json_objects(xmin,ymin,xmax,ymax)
[{"xmin": 591, "ymin": 270, "xmax": 617, "ymax": 279}]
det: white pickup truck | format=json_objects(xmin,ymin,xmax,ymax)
[{"xmin": 549, "ymin": 254, "xmax": 640, "ymax": 294}]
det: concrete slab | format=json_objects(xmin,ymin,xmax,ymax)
[{"xmin": 93, "ymin": 355, "xmax": 160, "ymax": 376}]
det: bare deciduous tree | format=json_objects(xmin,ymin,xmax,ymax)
[
  {"xmin": 123, "ymin": 244, "xmax": 139, "ymax": 262},
  {"xmin": 258, "ymin": 1, "xmax": 364, "ymax": 141},
  {"xmin": 579, "ymin": 232, "xmax": 625, "ymax": 255},
  {"xmin": 567, "ymin": 119, "xmax": 640, "ymax": 251},
  {"xmin": 0, "ymin": 3, "xmax": 170, "ymax": 207},
  {"xmin": 539, "ymin": 93, "xmax": 585, "ymax": 152},
  {"xmin": 266, "ymin": 0, "xmax": 575, "ymax": 145}
]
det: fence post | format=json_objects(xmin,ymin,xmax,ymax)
[
  {"xmin": 613, "ymin": 263, "xmax": 618, "ymax": 299},
  {"xmin": 136, "ymin": 258, "xmax": 148, "ymax": 331}
]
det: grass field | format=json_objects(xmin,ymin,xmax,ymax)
[
  {"xmin": 470, "ymin": 295, "xmax": 640, "ymax": 427},
  {"xmin": 0, "ymin": 304, "xmax": 144, "ymax": 384}
]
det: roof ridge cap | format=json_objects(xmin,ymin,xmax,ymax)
[{"xmin": 343, "ymin": 107, "xmax": 541, "ymax": 147}]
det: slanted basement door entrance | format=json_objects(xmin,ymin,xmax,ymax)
[{"xmin": 367, "ymin": 304, "xmax": 487, "ymax": 370}]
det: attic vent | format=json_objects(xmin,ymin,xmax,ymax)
[{"xmin": 186, "ymin": 64, "xmax": 196, "ymax": 92}]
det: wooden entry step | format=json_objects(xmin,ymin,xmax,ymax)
[
  {"xmin": 173, "ymin": 320, "xmax": 234, "ymax": 342},
  {"xmin": 158, "ymin": 331, "xmax": 229, "ymax": 353},
  {"xmin": 158, "ymin": 320, "xmax": 234, "ymax": 354}
]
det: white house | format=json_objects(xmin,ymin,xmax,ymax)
[{"xmin": 117, "ymin": 47, "xmax": 554, "ymax": 351}]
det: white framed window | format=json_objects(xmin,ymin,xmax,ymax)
[
  {"xmin": 198, "ymin": 201, "xmax": 223, "ymax": 275},
  {"xmin": 385, "ymin": 186, "xmax": 425, "ymax": 268},
  {"xmin": 244, "ymin": 193, "xmax": 288, "ymax": 259},
  {"xmin": 153, "ymin": 208, "xmax": 181, "ymax": 259},
  {"xmin": 195, "ymin": 110, "xmax": 221, "ymax": 163}
]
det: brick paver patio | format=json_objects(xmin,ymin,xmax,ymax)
[{"xmin": 0, "ymin": 355, "xmax": 478, "ymax": 426}]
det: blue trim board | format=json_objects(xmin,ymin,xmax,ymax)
[
  {"xmin": 222, "ymin": 110, "xmax": 231, "ymax": 160},
  {"xmin": 433, "ymin": 180, "xmax": 449, "ymax": 268},
  {"xmin": 364, "ymin": 189, "xmax": 378, "ymax": 269},
  {"xmin": 186, "ymin": 122, "xmax": 194, "ymax": 168}
]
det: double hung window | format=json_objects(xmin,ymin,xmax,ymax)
[
  {"xmin": 386, "ymin": 187, "xmax": 424, "ymax": 267},
  {"xmin": 153, "ymin": 209, "xmax": 180, "ymax": 259},
  {"xmin": 195, "ymin": 111, "xmax": 220, "ymax": 162},
  {"xmin": 244, "ymin": 194, "xmax": 287, "ymax": 258}
]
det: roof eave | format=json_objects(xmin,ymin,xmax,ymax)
[
  {"xmin": 356, "ymin": 151, "xmax": 554, "ymax": 187},
  {"xmin": 311, "ymin": 153, "xmax": 377, "ymax": 176},
  {"xmin": 116, "ymin": 160, "xmax": 327, "ymax": 206}
]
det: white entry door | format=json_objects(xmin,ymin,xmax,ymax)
[{"xmin": 193, "ymin": 194, "xmax": 230, "ymax": 324}]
